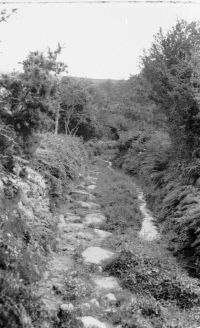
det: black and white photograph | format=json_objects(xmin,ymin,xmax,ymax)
[{"xmin": 1, "ymin": 0, "xmax": 200, "ymax": 327}]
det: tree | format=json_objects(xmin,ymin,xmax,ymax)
[
  {"xmin": 0, "ymin": 46, "xmax": 67, "ymax": 153},
  {"xmin": 59, "ymin": 78, "xmax": 91, "ymax": 136},
  {"xmin": 22, "ymin": 46, "xmax": 67, "ymax": 135},
  {"xmin": 141, "ymin": 20, "xmax": 200, "ymax": 157}
]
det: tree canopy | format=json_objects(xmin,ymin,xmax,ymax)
[{"xmin": 141, "ymin": 20, "xmax": 200, "ymax": 157}]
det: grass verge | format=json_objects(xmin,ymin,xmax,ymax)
[{"xmin": 95, "ymin": 161, "xmax": 200, "ymax": 328}]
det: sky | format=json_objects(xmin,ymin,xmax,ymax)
[{"xmin": 1, "ymin": 1, "xmax": 200, "ymax": 79}]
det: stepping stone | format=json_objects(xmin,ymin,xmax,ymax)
[
  {"xmin": 103, "ymin": 293, "xmax": 117, "ymax": 302},
  {"xmin": 84, "ymin": 213, "xmax": 106, "ymax": 227},
  {"xmin": 82, "ymin": 247, "xmax": 114, "ymax": 264},
  {"xmin": 93, "ymin": 277, "xmax": 120, "ymax": 290},
  {"xmin": 87, "ymin": 185, "xmax": 96, "ymax": 190},
  {"xmin": 60, "ymin": 303, "xmax": 74, "ymax": 312},
  {"xmin": 79, "ymin": 316, "xmax": 108, "ymax": 328},
  {"xmin": 94, "ymin": 229, "xmax": 112, "ymax": 239}
]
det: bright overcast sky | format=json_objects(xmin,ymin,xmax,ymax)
[{"xmin": 0, "ymin": 1, "xmax": 200, "ymax": 79}]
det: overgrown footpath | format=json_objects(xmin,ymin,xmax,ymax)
[{"xmin": 95, "ymin": 160, "xmax": 200, "ymax": 328}]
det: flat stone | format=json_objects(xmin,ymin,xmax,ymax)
[
  {"xmin": 103, "ymin": 293, "xmax": 117, "ymax": 302},
  {"xmin": 79, "ymin": 316, "xmax": 107, "ymax": 328},
  {"xmin": 94, "ymin": 229, "xmax": 112, "ymax": 238},
  {"xmin": 82, "ymin": 247, "xmax": 114, "ymax": 264},
  {"xmin": 93, "ymin": 277, "xmax": 120, "ymax": 290},
  {"xmin": 60, "ymin": 303, "xmax": 74, "ymax": 312},
  {"xmin": 87, "ymin": 185, "xmax": 96, "ymax": 190},
  {"xmin": 84, "ymin": 214, "xmax": 106, "ymax": 227}
]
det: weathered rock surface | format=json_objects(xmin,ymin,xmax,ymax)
[
  {"xmin": 94, "ymin": 228, "xmax": 112, "ymax": 239},
  {"xmin": 103, "ymin": 293, "xmax": 117, "ymax": 303},
  {"xmin": 82, "ymin": 247, "xmax": 114, "ymax": 264},
  {"xmin": 60, "ymin": 303, "xmax": 74, "ymax": 312},
  {"xmin": 93, "ymin": 276, "xmax": 120, "ymax": 290},
  {"xmin": 87, "ymin": 184, "xmax": 96, "ymax": 190},
  {"xmin": 79, "ymin": 316, "xmax": 108, "ymax": 328},
  {"xmin": 84, "ymin": 213, "xmax": 106, "ymax": 227}
]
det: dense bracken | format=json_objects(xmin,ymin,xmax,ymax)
[{"xmin": 95, "ymin": 165, "xmax": 200, "ymax": 328}]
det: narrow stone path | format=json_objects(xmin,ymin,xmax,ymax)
[
  {"xmin": 38, "ymin": 168, "xmax": 123, "ymax": 328},
  {"xmin": 102, "ymin": 159, "xmax": 159, "ymax": 242},
  {"xmin": 38, "ymin": 161, "xmax": 161, "ymax": 328}
]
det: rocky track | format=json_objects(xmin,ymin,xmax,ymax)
[{"xmin": 37, "ymin": 165, "xmax": 159, "ymax": 328}]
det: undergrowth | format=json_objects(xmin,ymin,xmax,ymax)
[
  {"xmin": 95, "ymin": 161, "xmax": 200, "ymax": 328},
  {"xmin": 107, "ymin": 128, "xmax": 200, "ymax": 276},
  {"xmin": 34, "ymin": 133, "xmax": 88, "ymax": 208},
  {"xmin": 0, "ymin": 133, "xmax": 88, "ymax": 327},
  {"xmin": 95, "ymin": 164, "xmax": 141, "ymax": 232}
]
